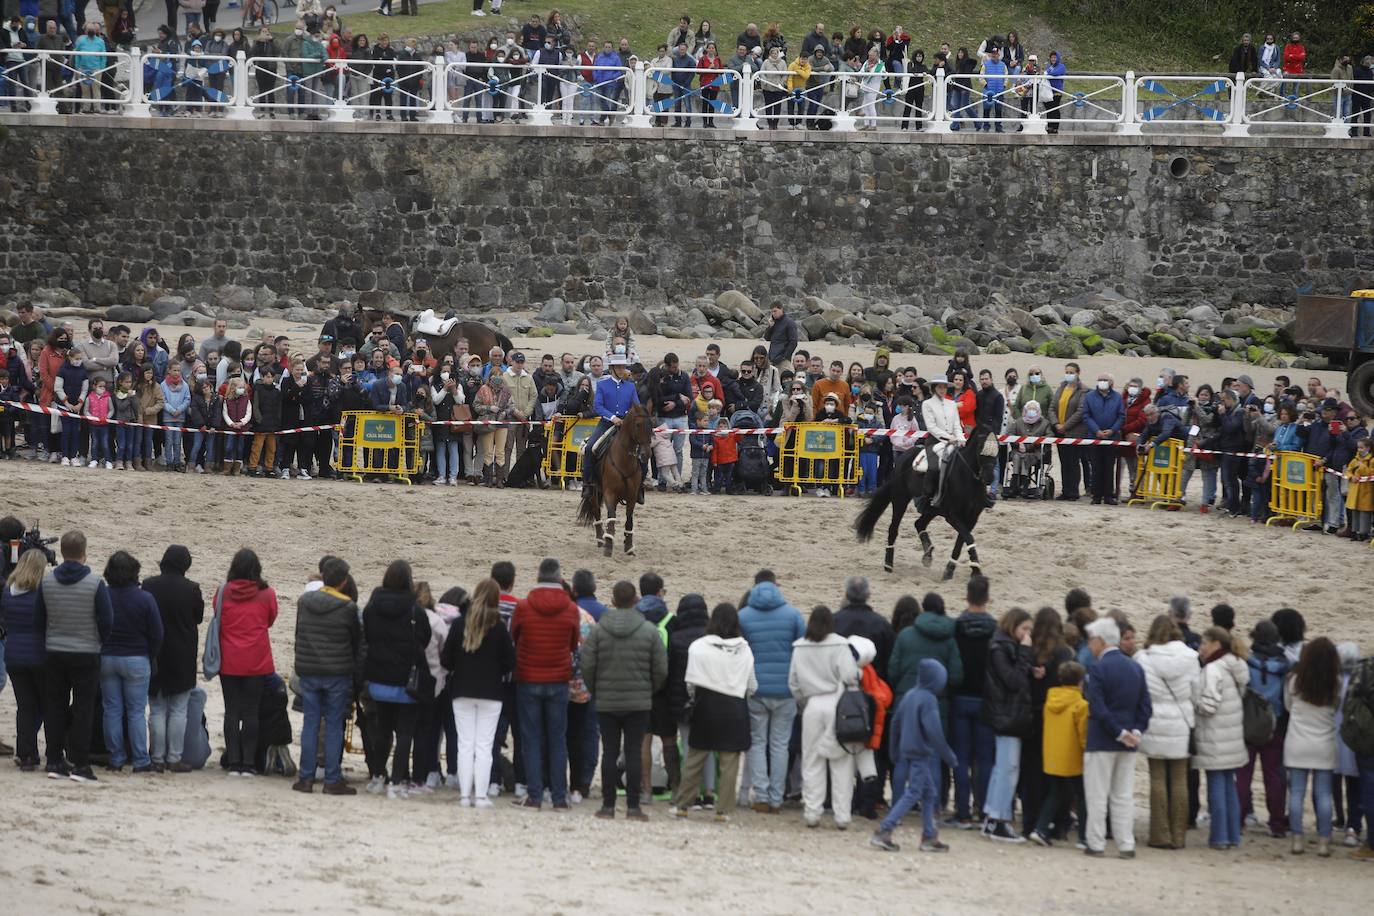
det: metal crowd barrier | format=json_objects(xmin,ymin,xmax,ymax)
[
  {"xmin": 541, "ymin": 416, "xmax": 597, "ymax": 488},
  {"xmin": 1267, "ymin": 450, "xmax": 1322, "ymax": 528},
  {"xmin": 0, "ymin": 53, "xmax": 1368, "ymax": 140},
  {"xmin": 775, "ymin": 422, "xmax": 861, "ymax": 497},
  {"xmin": 1128, "ymin": 437, "xmax": 1185, "ymax": 510}
]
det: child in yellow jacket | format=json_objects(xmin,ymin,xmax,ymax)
[
  {"xmin": 1344, "ymin": 439, "xmax": 1374, "ymax": 541},
  {"xmin": 1033, "ymin": 660, "xmax": 1088, "ymax": 847}
]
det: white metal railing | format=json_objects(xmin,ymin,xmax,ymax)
[{"xmin": 0, "ymin": 61, "xmax": 1370, "ymax": 141}]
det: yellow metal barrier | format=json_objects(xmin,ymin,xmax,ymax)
[
  {"xmin": 541, "ymin": 416, "xmax": 598, "ymax": 489},
  {"xmin": 337, "ymin": 410, "xmax": 422, "ymax": 484},
  {"xmin": 1267, "ymin": 450, "xmax": 1321, "ymax": 529},
  {"xmin": 1127, "ymin": 438, "xmax": 1185, "ymax": 510},
  {"xmin": 775, "ymin": 422, "xmax": 860, "ymax": 498}
]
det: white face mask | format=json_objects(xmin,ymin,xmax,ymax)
[
  {"xmin": 1096, "ymin": 380, "xmax": 1110, "ymax": 391},
  {"xmin": 1156, "ymin": 376, "xmax": 1165, "ymax": 387},
  {"xmin": 1064, "ymin": 373, "xmax": 1077, "ymax": 383},
  {"xmin": 440, "ymin": 372, "xmax": 450, "ymax": 382},
  {"xmin": 1127, "ymin": 386, "xmax": 1140, "ymax": 397},
  {"xmin": 1263, "ymin": 403, "xmax": 1275, "ymax": 414},
  {"xmin": 391, "ymin": 373, "xmax": 402, "ymax": 385},
  {"xmin": 1028, "ymin": 373, "xmax": 1041, "ymax": 384}
]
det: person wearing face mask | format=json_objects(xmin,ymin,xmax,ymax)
[
  {"xmin": 997, "ymin": 368, "xmax": 1020, "ymax": 495},
  {"xmin": 1118, "ymin": 377, "xmax": 1152, "ymax": 495},
  {"xmin": 220, "ymin": 377, "xmax": 253, "ymax": 476},
  {"xmin": 427, "ymin": 365, "xmax": 463, "ymax": 487},
  {"xmin": 1014, "ymin": 366, "xmax": 1051, "ymax": 420},
  {"xmin": 1007, "ymin": 400, "xmax": 1052, "ymax": 498},
  {"xmin": 1052, "ymin": 363, "xmax": 1090, "ymax": 501},
  {"xmin": 369, "ymin": 361, "xmax": 410, "ymax": 415},
  {"xmin": 1082, "ymin": 374, "xmax": 1125, "ymax": 505},
  {"xmin": 755, "ymin": 45, "xmax": 788, "ymax": 129}
]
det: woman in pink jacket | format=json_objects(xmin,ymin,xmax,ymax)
[{"xmin": 217, "ymin": 548, "xmax": 278, "ymax": 776}]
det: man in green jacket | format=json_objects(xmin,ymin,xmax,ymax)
[
  {"xmin": 582, "ymin": 580, "xmax": 668, "ymax": 820},
  {"xmin": 504, "ymin": 351, "xmax": 538, "ymax": 471},
  {"xmin": 1013, "ymin": 364, "xmax": 1053, "ymax": 420}
]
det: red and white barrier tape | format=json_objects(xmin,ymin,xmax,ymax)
[{"xmin": 5, "ymin": 399, "xmax": 1371, "ymax": 482}]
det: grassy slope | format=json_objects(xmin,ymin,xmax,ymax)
[{"xmin": 355, "ymin": 0, "xmax": 1213, "ymax": 72}]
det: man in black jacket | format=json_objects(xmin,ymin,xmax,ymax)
[
  {"xmin": 142, "ymin": 544, "xmax": 205, "ymax": 774},
  {"xmin": 735, "ymin": 362, "xmax": 765, "ymax": 415},
  {"xmin": 975, "ymin": 369, "xmax": 1005, "ymax": 505},
  {"xmin": 763, "ymin": 302, "xmax": 799, "ymax": 366},
  {"xmin": 653, "ymin": 353, "xmax": 694, "ymax": 476},
  {"xmin": 293, "ymin": 557, "xmax": 362, "ymax": 795},
  {"xmin": 950, "ymin": 575, "xmax": 997, "ymax": 828},
  {"xmin": 321, "ymin": 303, "xmax": 362, "ymax": 352},
  {"xmin": 1227, "ymin": 33, "xmax": 1258, "ymax": 75}
]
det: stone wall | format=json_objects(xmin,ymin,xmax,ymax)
[{"xmin": 1, "ymin": 121, "xmax": 1372, "ymax": 314}]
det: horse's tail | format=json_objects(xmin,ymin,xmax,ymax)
[
  {"xmin": 576, "ymin": 479, "xmax": 600, "ymax": 527},
  {"xmin": 495, "ymin": 331, "xmax": 515, "ymax": 354},
  {"xmin": 854, "ymin": 447, "xmax": 918, "ymax": 543}
]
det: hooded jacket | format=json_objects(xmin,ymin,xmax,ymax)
[
  {"xmin": 833, "ymin": 601, "xmax": 896, "ymax": 682},
  {"xmin": 738, "ymin": 581, "xmax": 806, "ymax": 698},
  {"xmin": 1247, "ymin": 639, "xmax": 1290, "ymax": 718},
  {"xmin": 1191, "ymin": 649, "xmax": 1249, "ymax": 771},
  {"xmin": 218, "ymin": 579, "xmax": 278, "ymax": 677},
  {"xmin": 889, "ymin": 612, "xmax": 963, "ymax": 714},
  {"xmin": 361, "ymin": 587, "xmax": 430, "ymax": 688},
  {"xmin": 36, "ymin": 560, "xmax": 114, "ymax": 656},
  {"xmin": 1136, "ymin": 639, "xmax": 1200, "ymax": 759},
  {"xmin": 510, "ymin": 582, "xmax": 580, "ymax": 684},
  {"xmin": 684, "ymin": 634, "xmax": 756, "ymax": 752},
  {"xmin": 665, "ymin": 594, "xmax": 708, "ymax": 721},
  {"xmin": 788, "ymin": 632, "xmax": 858, "ymax": 702},
  {"xmin": 952, "ymin": 609, "xmax": 996, "ymax": 698},
  {"xmin": 982, "ymin": 630, "xmax": 1034, "ymax": 737},
  {"xmin": 582, "ymin": 605, "xmax": 667, "ymax": 713},
  {"xmin": 295, "ymin": 587, "xmax": 362, "ymax": 678},
  {"xmin": 141, "ymin": 545, "xmax": 204, "ymax": 697},
  {"xmin": 888, "ymin": 659, "xmax": 958, "ymax": 766},
  {"xmin": 1042, "ymin": 684, "xmax": 1089, "ymax": 776}
]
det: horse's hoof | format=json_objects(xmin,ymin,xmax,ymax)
[
  {"xmin": 921, "ymin": 553, "xmax": 933, "ymax": 568},
  {"xmin": 941, "ymin": 564, "xmax": 956, "ymax": 581},
  {"xmin": 883, "ymin": 563, "xmax": 894, "ymax": 574},
  {"xmin": 603, "ymin": 543, "xmax": 613, "ymax": 558},
  {"xmin": 625, "ymin": 547, "xmax": 636, "ymax": 557}
]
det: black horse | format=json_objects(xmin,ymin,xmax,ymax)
[{"xmin": 854, "ymin": 431, "xmax": 990, "ymax": 580}]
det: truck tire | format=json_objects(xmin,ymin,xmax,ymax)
[{"xmin": 1350, "ymin": 360, "xmax": 1374, "ymax": 417}]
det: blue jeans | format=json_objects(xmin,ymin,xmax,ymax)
[
  {"xmin": 162, "ymin": 422, "xmax": 182, "ymax": 465},
  {"xmin": 882, "ymin": 755, "xmax": 940, "ymax": 837},
  {"xmin": 979, "ymin": 92, "xmax": 1005, "ymax": 131},
  {"xmin": 100, "ymin": 654, "xmax": 152, "ymax": 768},
  {"xmin": 516, "ymin": 681, "xmax": 570, "ymax": 805},
  {"xmin": 149, "ymin": 689, "xmax": 191, "ymax": 765},
  {"xmin": 748, "ymin": 695, "xmax": 797, "ymax": 807},
  {"xmin": 1220, "ymin": 454, "xmax": 1245, "ymax": 514},
  {"xmin": 660, "ymin": 415, "xmax": 687, "ymax": 473},
  {"xmin": 60, "ymin": 415, "xmax": 82, "ymax": 458},
  {"xmin": 116, "ymin": 426, "xmax": 136, "ymax": 462},
  {"xmin": 1288, "ymin": 767, "xmax": 1333, "ymax": 838},
  {"xmin": 950, "ymin": 694, "xmax": 995, "ymax": 819},
  {"xmin": 985, "ymin": 734, "xmax": 1022, "ymax": 821},
  {"xmin": 298, "ymin": 674, "xmax": 352, "ymax": 784},
  {"xmin": 858, "ymin": 452, "xmax": 878, "ymax": 493},
  {"xmin": 189, "ymin": 429, "xmax": 215, "ymax": 467},
  {"xmin": 1206, "ymin": 768, "xmax": 1241, "ymax": 846},
  {"xmin": 223, "ymin": 433, "xmax": 244, "ymax": 462},
  {"xmin": 948, "ymin": 85, "xmax": 970, "ymax": 126},
  {"xmin": 88, "ymin": 425, "xmax": 110, "ymax": 463},
  {"xmin": 434, "ymin": 436, "xmax": 460, "ymax": 480}
]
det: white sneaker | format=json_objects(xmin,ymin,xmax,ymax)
[
  {"xmin": 459, "ymin": 796, "xmax": 472, "ymax": 807},
  {"xmin": 488, "ymin": 782, "xmax": 502, "ymax": 797},
  {"xmin": 60, "ymin": 457, "xmax": 71, "ymax": 466},
  {"xmin": 474, "ymin": 797, "xmax": 494, "ymax": 809},
  {"xmin": 472, "ymin": 8, "xmax": 485, "ymax": 15},
  {"xmin": 570, "ymin": 790, "xmax": 584, "ymax": 805},
  {"xmin": 88, "ymin": 459, "xmax": 98, "ymax": 468},
  {"xmin": 444, "ymin": 773, "xmax": 461, "ymax": 790},
  {"xmin": 297, "ymin": 469, "xmax": 311, "ymax": 480},
  {"xmin": 514, "ymin": 783, "xmax": 528, "ymax": 800},
  {"xmin": 386, "ymin": 783, "xmax": 409, "ymax": 800},
  {"xmin": 425, "ymin": 772, "xmax": 441, "ymax": 790},
  {"xmin": 49, "ymin": 452, "xmax": 60, "ymax": 463},
  {"xmin": 104, "ymin": 461, "xmax": 113, "ymax": 470},
  {"xmin": 366, "ymin": 775, "xmax": 386, "ymax": 795}
]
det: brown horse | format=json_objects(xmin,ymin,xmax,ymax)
[
  {"xmin": 576, "ymin": 403, "xmax": 652, "ymax": 557},
  {"xmin": 357, "ymin": 308, "xmax": 512, "ymax": 363}
]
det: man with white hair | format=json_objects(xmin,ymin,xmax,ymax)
[{"xmin": 1082, "ymin": 617, "xmax": 1152, "ymax": 858}]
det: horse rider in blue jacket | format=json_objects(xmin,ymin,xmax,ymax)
[{"xmin": 583, "ymin": 351, "xmax": 646, "ymax": 501}]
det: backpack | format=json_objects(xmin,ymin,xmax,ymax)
[
  {"xmin": 1242, "ymin": 686, "xmax": 1277, "ymax": 748},
  {"xmin": 834, "ymin": 685, "xmax": 874, "ymax": 745},
  {"xmin": 1340, "ymin": 658, "xmax": 1374, "ymax": 758}
]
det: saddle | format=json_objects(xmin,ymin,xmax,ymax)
[{"xmin": 412, "ymin": 308, "xmax": 459, "ymax": 339}]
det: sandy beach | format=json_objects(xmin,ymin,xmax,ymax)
[{"xmin": 1, "ymin": 324, "xmax": 1368, "ymax": 913}]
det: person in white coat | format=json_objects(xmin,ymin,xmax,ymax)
[
  {"xmin": 919, "ymin": 376, "xmax": 964, "ymax": 508},
  {"xmin": 787, "ymin": 605, "xmax": 860, "ymax": 830},
  {"xmin": 1136, "ymin": 615, "xmax": 1200, "ymax": 850},
  {"xmin": 1284, "ymin": 637, "xmax": 1342, "ymax": 857},
  {"xmin": 1192, "ymin": 626, "xmax": 1250, "ymax": 850}
]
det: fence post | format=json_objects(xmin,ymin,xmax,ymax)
[
  {"xmin": 736, "ymin": 64, "xmax": 757, "ymax": 131},
  {"xmin": 429, "ymin": 61, "xmax": 447, "ymax": 123},
  {"xmin": 1325, "ymin": 79, "xmax": 1348, "ymax": 140},
  {"xmin": 226, "ymin": 50, "xmax": 253, "ymax": 120},
  {"xmin": 831, "ymin": 72, "xmax": 856, "ymax": 132},
  {"xmin": 326, "ymin": 61, "xmax": 351, "ymax": 122},
  {"xmin": 1118, "ymin": 70, "xmax": 1141, "ymax": 135},
  {"xmin": 31, "ymin": 52, "xmax": 57, "ymax": 115},
  {"xmin": 929, "ymin": 73, "xmax": 951, "ymax": 134},
  {"xmin": 626, "ymin": 61, "xmax": 651, "ymax": 129},
  {"xmin": 1023, "ymin": 75, "xmax": 1048, "ymax": 135},
  {"xmin": 529, "ymin": 64, "xmax": 552, "ymax": 126},
  {"xmin": 125, "ymin": 47, "xmax": 150, "ymax": 117},
  {"xmin": 1222, "ymin": 71, "xmax": 1249, "ymax": 137}
]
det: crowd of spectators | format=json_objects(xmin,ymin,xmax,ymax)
[
  {"xmin": 5, "ymin": 9, "xmax": 1371, "ymax": 134},
  {"xmin": 2, "ymin": 530, "xmax": 1372, "ymax": 862}
]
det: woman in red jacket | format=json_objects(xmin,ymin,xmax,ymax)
[
  {"xmin": 697, "ymin": 41, "xmax": 724, "ymax": 127},
  {"xmin": 951, "ymin": 369, "xmax": 977, "ymax": 435},
  {"xmin": 1119, "ymin": 377, "xmax": 1152, "ymax": 496},
  {"xmin": 217, "ymin": 548, "xmax": 279, "ymax": 776}
]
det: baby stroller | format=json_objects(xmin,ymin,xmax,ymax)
[
  {"xmin": 729, "ymin": 409, "xmax": 773, "ymax": 496},
  {"xmin": 1005, "ymin": 442, "xmax": 1056, "ymax": 500}
]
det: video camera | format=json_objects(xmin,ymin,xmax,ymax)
[{"xmin": 1, "ymin": 515, "xmax": 57, "ymax": 579}]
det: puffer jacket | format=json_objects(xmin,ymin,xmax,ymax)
[
  {"xmin": 510, "ymin": 583, "xmax": 580, "ymax": 684},
  {"xmin": 1136, "ymin": 639, "xmax": 1200, "ymax": 760},
  {"xmin": 981, "ymin": 630, "xmax": 1033, "ymax": 737},
  {"xmin": 294, "ymin": 587, "xmax": 362, "ymax": 678},
  {"xmin": 582, "ymin": 605, "xmax": 667, "ymax": 713},
  {"xmin": 361, "ymin": 587, "xmax": 430, "ymax": 688},
  {"xmin": 1283, "ymin": 677, "xmax": 1338, "ymax": 770},
  {"xmin": 1191, "ymin": 649, "xmax": 1249, "ymax": 771},
  {"xmin": 889, "ymin": 612, "xmax": 963, "ymax": 717},
  {"xmin": 738, "ymin": 581, "xmax": 806, "ymax": 698}
]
